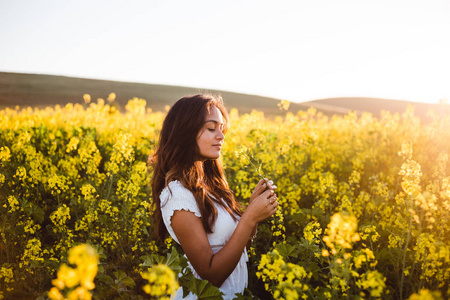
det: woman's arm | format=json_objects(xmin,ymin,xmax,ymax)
[{"xmin": 171, "ymin": 188, "xmax": 278, "ymax": 287}]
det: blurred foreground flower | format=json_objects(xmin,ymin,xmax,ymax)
[
  {"xmin": 107, "ymin": 92, "xmax": 116, "ymax": 102},
  {"xmin": 141, "ymin": 264, "xmax": 179, "ymax": 300},
  {"xmin": 83, "ymin": 94, "xmax": 91, "ymax": 104},
  {"xmin": 48, "ymin": 244, "xmax": 99, "ymax": 300},
  {"xmin": 277, "ymin": 99, "xmax": 290, "ymax": 111},
  {"xmin": 323, "ymin": 212, "xmax": 360, "ymax": 253},
  {"xmin": 407, "ymin": 289, "xmax": 444, "ymax": 300}
]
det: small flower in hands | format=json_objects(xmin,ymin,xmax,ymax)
[
  {"xmin": 235, "ymin": 146, "xmax": 277, "ymax": 202},
  {"xmin": 235, "ymin": 146, "xmax": 264, "ymax": 179}
]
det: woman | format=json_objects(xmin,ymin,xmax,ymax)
[{"xmin": 149, "ymin": 94, "xmax": 278, "ymax": 299}]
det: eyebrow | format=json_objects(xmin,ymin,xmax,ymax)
[{"xmin": 204, "ymin": 120, "xmax": 224, "ymax": 125}]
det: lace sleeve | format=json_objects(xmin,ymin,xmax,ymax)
[{"xmin": 160, "ymin": 181, "xmax": 201, "ymax": 243}]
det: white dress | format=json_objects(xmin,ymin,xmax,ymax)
[{"xmin": 160, "ymin": 180, "xmax": 248, "ymax": 300}]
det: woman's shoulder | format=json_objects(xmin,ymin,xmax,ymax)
[
  {"xmin": 160, "ymin": 180, "xmax": 195, "ymax": 205},
  {"xmin": 161, "ymin": 180, "xmax": 189, "ymax": 195},
  {"xmin": 160, "ymin": 180, "xmax": 201, "ymax": 218}
]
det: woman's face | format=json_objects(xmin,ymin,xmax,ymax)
[{"xmin": 196, "ymin": 105, "xmax": 225, "ymax": 160}]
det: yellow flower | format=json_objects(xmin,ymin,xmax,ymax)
[
  {"xmin": 68, "ymin": 244, "xmax": 98, "ymax": 290},
  {"xmin": 0, "ymin": 146, "xmax": 11, "ymax": 163},
  {"xmin": 277, "ymin": 99, "xmax": 291, "ymax": 111},
  {"xmin": 107, "ymin": 92, "xmax": 116, "ymax": 102},
  {"xmin": 7, "ymin": 195, "xmax": 20, "ymax": 212},
  {"xmin": 50, "ymin": 204, "xmax": 71, "ymax": 227},
  {"xmin": 83, "ymin": 94, "xmax": 91, "ymax": 104},
  {"xmin": 48, "ymin": 287, "xmax": 64, "ymax": 300},
  {"xmin": 0, "ymin": 267, "xmax": 14, "ymax": 284},
  {"xmin": 257, "ymin": 249, "xmax": 310, "ymax": 298},
  {"xmin": 49, "ymin": 244, "xmax": 99, "ymax": 299},
  {"xmin": 141, "ymin": 264, "xmax": 179, "ymax": 298},
  {"xmin": 56, "ymin": 264, "xmax": 80, "ymax": 288},
  {"xmin": 407, "ymin": 289, "xmax": 444, "ymax": 300},
  {"xmin": 323, "ymin": 212, "xmax": 360, "ymax": 250},
  {"xmin": 67, "ymin": 287, "xmax": 92, "ymax": 300},
  {"xmin": 66, "ymin": 137, "xmax": 80, "ymax": 152},
  {"xmin": 303, "ymin": 221, "xmax": 322, "ymax": 244},
  {"xmin": 355, "ymin": 270, "xmax": 386, "ymax": 298}
]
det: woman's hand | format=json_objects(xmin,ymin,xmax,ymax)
[
  {"xmin": 249, "ymin": 178, "xmax": 277, "ymax": 203},
  {"xmin": 244, "ymin": 188, "xmax": 279, "ymax": 225}
]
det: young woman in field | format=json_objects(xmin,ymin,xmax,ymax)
[{"xmin": 149, "ymin": 94, "xmax": 278, "ymax": 299}]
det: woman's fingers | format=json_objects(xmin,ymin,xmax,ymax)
[
  {"xmin": 246, "ymin": 182, "xmax": 280, "ymax": 223},
  {"xmin": 254, "ymin": 178, "xmax": 266, "ymax": 192},
  {"xmin": 254, "ymin": 178, "xmax": 277, "ymax": 193},
  {"xmin": 250, "ymin": 179, "xmax": 265, "ymax": 203},
  {"xmin": 268, "ymin": 193, "xmax": 277, "ymax": 204},
  {"xmin": 251, "ymin": 179, "xmax": 268, "ymax": 200},
  {"xmin": 247, "ymin": 189, "xmax": 278, "ymax": 222}
]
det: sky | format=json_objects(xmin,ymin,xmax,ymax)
[{"xmin": 1, "ymin": 0, "xmax": 449, "ymax": 104}]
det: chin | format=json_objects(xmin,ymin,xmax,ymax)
[{"xmin": 202, "ymin": 153, "xmax": 221, "ymax": 160}]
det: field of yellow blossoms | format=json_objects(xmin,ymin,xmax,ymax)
[{"xmin": 1, "ymin": 95, "xmax": 449, "ymax": 299}]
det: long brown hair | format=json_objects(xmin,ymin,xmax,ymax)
[{"xmin": 149, "ymin": 94, "xmax": 242, "ymax": 241}]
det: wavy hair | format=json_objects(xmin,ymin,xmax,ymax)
[{"xmin": 149, "ymin": 94, "xmax": 242, "ymax": 241}]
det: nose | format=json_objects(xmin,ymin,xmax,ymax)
[{"xmin": 217, "ymin": 130, "xmax": 225, "ymax": 140}]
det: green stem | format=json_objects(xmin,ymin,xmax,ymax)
[{"xmin": 399, "ymin": 197, "xmax": 413, "ymax": 300}]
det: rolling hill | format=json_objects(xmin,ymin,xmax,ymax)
[{"xmin": 0, "ymin": 71, "xmax": 443, "ymax": 121}]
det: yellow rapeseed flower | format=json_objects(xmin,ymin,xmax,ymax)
[
  {"xmin": 48, "ymin": 244, "xmax": 98, "ymax": 300},
  {"xmin": 142, "ymin": 264, "xmax": 179, "ymax": 298},
  {"xmin": 83, "ymin": 94, "xmax": 91, "ymax": 104},
  {"xmin": 277, "ymin": 99, "xmax": 291, "ymax": 111},
  {"xmin": 48, "ymin": 287, "xmax": 64, "ymax": 300},
  {"xmin": 323, "ymin": 212, "xmax": 360, "ymax": 250},
  {"xmin": 55, "ymin": 264, "xmax": 80, "ymax": 288},
  {"xmin": 107, "ymin": 92, "xmax": 116, "ymax": 102}
]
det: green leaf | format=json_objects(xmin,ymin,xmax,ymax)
[
  {"xmin": 96, "ymin": 274, "xmax": 114, "ymax": 285},
  {"xmin": 188, "ymin": 277, "xmax": 223, "ymax": 300},
  {"xmin": 139, "ymin": 253, "xmax": 165, "ymax": 267},
  {"xmin": 91, "ymin": 244, "xmax": 107, "ymax": 260},
  {"xmin": 140, "ymin": 247, "xmax": 184, "ymax": 278},
  {"xmin": 139, "ymin": 255, "xmax": 155, "ymax": 267},
  {"xmin": 275, "ymin": 243, "xmax": 298, "ymax": 258},
  {"xmin": 165, "ymin": 247, "xmax": 183, "ymax": 276},
  {"xmin": 20, "ymin": 199, "xmax": 44, "ymax": 223},
  {"xmin": 233, "ymin": 288, "xmax": 258, "ymax": 300},
  {"xmin": 29, "ymin": 260, "xmax": 42, "ymax": 269},
  {"xmin": 165, "ymin": 247, "xmax": 180, "ymax": 267},
  {"xmin": 178, "ymin": 269, "xmax": 195, "ymax": 298},
  {"xmin": 21, "ymin": 199, "xmax": 32, "ymax": 215},
  {"xmin": 44, "ymin": 258, "xmax": 60, "ymax": 270},
  {"xmin": 113, "ymin": 270, "xmax": 127, "ymax": 281},
  {"xmin": 113, "ymin": 270, "xmax": 135, "ymax": 288},
  {"xmin": 178, "ymin": 265, "xmax": 223, "ymax": 299},
  {"xmin": 31, "ymin": 205, "xmax": 45, "ymax": 224},
  {"xmin": 120, "ymin": 276, "xmax": 136, "ymax": 288}
]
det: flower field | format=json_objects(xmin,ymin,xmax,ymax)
[{"xmin": 1, "ymin": 96, "xmax": 449, "ymax": 299}]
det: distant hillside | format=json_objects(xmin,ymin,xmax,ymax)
[
  {"xmin": 302, "ymin": 97, "xmax": 444, "ymax": 121},
  {"xmin": 0, "ymin": 72, "xmax": 308, "ymax": 117},
  {"xmin": 0, "ymin": 72, "xmax": 443, "ymax": 121}
]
